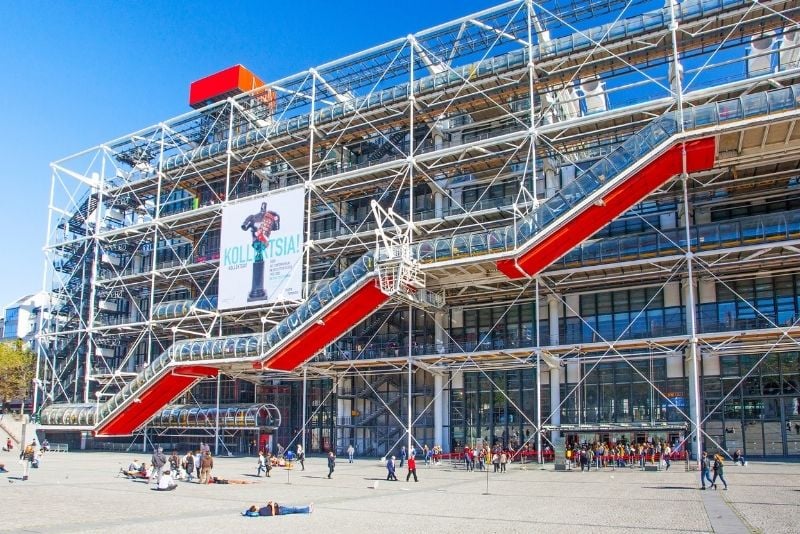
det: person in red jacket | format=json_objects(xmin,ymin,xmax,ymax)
[{"xmin": 406, "ymin": 455, "xmax": 418, "ymax": 482}]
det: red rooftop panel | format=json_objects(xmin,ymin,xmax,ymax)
[{"xmin": 189, "ymin": 65, "xmax": 266, "ymax": 108}]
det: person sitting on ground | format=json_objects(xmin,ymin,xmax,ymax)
[
  {"xmin": 120, "ymin": 459, "xmax": 147, "ymax": 478},
  {"xmin": 3, "ymin": 438, "xmax": 12, "ymax": 452},
  {"xmin": 156, "ymin": 469, "xmax": 177, "ymax": 491},
  {"xmin": 0, "ymin": 463, "xmax": 7, "ymax": 473},
  {"xmin": 242, "ymin": 501, "xmax": 313, "ymax": 517}
]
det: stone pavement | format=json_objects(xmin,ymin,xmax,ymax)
[{"xmin": 1, "ymin": 451, "xmax": 798, "ymax": 533}]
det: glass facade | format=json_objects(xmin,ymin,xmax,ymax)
[
  {"xmin": 456, "ymin": 370, "xmax": 544, "ymax": 450},
  {"xmin": 704, "ymin": 352, "xmax": 800, "ymax": 457}
]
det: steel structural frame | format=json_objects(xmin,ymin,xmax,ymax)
[{"xmin": 37, "ymin": 0, "xmax": 800, "ymax": 457}]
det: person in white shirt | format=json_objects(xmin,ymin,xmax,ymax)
[
  {"xmin": 193, "ymin": 452, "xmax": 201, "ymax": 483},
  {"xmin": 157, "ymin": 470, "xmax": 177, "ymax": 491}
]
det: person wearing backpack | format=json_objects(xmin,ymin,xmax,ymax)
[
  {"xmin": 21, "ymin": 441, "xmax": 36, "ymax": 481},
  {"xmin": 711, "ymin": 453, "xmax": 728, "ymax": 490}
]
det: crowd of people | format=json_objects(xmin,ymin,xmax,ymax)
[
  {"xmin": 119, "ymin": 443, "xmax": 216, "ymax": 489},
  {"xmin": 563, "ymin": 440, "xmax": 680, "ymax": 471}
]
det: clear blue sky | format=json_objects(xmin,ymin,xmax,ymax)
[{"xmin": 0, "ymin": 0, "xmax": 497, "ymax": 310}]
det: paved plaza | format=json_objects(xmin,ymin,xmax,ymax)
[{"xmin": 1, "ymin": 451, "xmax": 798, "ymax": 533}]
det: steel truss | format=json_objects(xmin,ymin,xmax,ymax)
[{"xmin": 37, "ymin": 0, "xmax": 800, "ymax": 458}]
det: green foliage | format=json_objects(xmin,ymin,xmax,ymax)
[{"xmin": 0, "ymin": 340, "xmax": 35, "ymax": 404}]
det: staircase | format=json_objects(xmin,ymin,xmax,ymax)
[
  {"xmin": 357, "ymin": 394, "xmax": 402, "ymax": 426},
  {"xmin": 369, "ymin": 130, "xmax": 407, "ymax": 162},
  {"xmin": 66, "ymin": 194, "xmax": 99, "ymax": 234}
]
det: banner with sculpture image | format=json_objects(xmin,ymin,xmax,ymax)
[{"xmin": 218, "ymin": 187, "xmax": 305, "ymax": 310}]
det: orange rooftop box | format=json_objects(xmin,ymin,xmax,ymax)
[{"xmin": 189, "ymin": 65, "xmax": 270, "ymax": 109}]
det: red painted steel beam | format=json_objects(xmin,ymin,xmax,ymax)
[
  {"xmin": 95, "ymin": 366, "xmax": 218, "ymax": 436},
  {"xmin": 497, "ymin": 138, "xmax": 716, "ymax": 279},
  {"xmin": 260, "ymin": 280, "xmax": 390, "ymax": 371}
]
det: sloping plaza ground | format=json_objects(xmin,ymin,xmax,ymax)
[{"xmin": 1, "ymin": 451, "xmax": 798, "ymax": 533}]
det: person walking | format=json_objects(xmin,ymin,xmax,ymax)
[
  {"xmin": 386, "ymin": 456, "xmax": 398, "ymax": 481},
  {"xmin": 399, "ymin": 446, "xmax": 407, "ymax": 468},
  {"xmin": 406, "ymin": 455, "xmax": 418, "ymax": 482},
  {"xmin": 580, "ymin": 448, "xmax": 589, "ymax": 472},
  {"xmin": 347, "ymin": 443, "xmax": 355, "ymax": 463},
  {"xmin": 297, "ymin": 444, "xmax": 305, "ymax": 471},
  {"xmin": 327, "ymin": 451, "xmax": 336, "ymax": 479},
  {"xmin": 500, "ymin": 451, "xmax": 508, "ymax": 473},
  {"xmin": 711, "ymin": 453, "xmax": 728, "ymax": 490},
  {"xmin": 200, "ymin": 451, "xmax": 214, "ymax": 484},
  {"xmin": 700, "ymin": 451, "xmax": 714, "ymax": 490},
  {"xmin": 663, "ymin": 445, "xmax": 671, "ymax": 471},
  {"xmin": 21, "ymin": 441, "xmax": 36, "ymax": 481},
  {"xmin": 492, "ymin": 451, "xmax": 500, "ymax": 473}
]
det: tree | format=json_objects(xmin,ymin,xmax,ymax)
[{"xmin": 0, "ymin": 340, "xmax": 35, "ymax": 410}]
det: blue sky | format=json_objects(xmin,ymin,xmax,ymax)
[{"xmin": 0, "ymin": 0, "xmax": 498, "ymax": 310}]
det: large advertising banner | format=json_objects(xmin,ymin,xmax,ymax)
[{"xmin": 218, "ymin": 187, "xmax": 305, "ymax": 310}]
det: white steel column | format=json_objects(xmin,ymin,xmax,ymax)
[
  {"xmin": 35, "ymin": 171, "xmax": 57, "ymax": 413},
  {"xmin": 550, "ymin": 365, "xmax": 561, "ymax": 440},
  {"xmin": 434, "ymin": 310, "xmax": 446, "ymax": 353},
  {"xmin": 146, "ymin": 127, "xmax": 166, "ymax": 368},
  {"xmin": 223, "ymin": 100, "xmax": 235, "ymax": 200},
  {"xmin": 548, "ymin": 294, "xmax": 559, "ymax": 345},
  {"xmin": 214, "ymin": 372, "xmax": 221, "ymax": 456},
  {"xmin": 669, "ymin": 0, "xmax": 701, "ymax": 467},
  {"xmin": 304, "ymin": 72, "xmax": 317, "ymax": 300},
  {"xmin": 526, "ymin": 0, "xmax": 539, "ymax": 200},
  {"xmin": 535, "ymin": 277, "xmax": 542, "ymax": 464},
  {"xmin": 407, "ymin": 37, "xmax": 416, "ymax": 455},
  {"xmin": 84, "ymin": 171, "xmax": 103, "ymax": 403},
  {"xmin": 433, "ymin": 373, "xmax": 444, "ymax": 448},
  {"xmin": 302, "ymin": 367, "xmax": 308, "ymax": 453}
]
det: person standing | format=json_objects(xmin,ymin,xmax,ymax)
[
  {"xmin": 183, "ymin": 451, "xmax": 195, "ymax": 482},
  {"xmin": 700, "ymin": 451, "xmax": 714, "ymax": 490},
  {"xmin": 399, "ymin": 446, "xmax": 407, "ymax": 468},
  {"xmin": 711, "ymin": 453, "xmax": 728, "ymax": 490},
  {"xmin": 663, "ymin": 444, "xmax": 671, "ymax": 471},
  {"xmin": 500, "ymin": 451, "xmax": 508, "ymax": 473},
  {"xmin": 150, "ymin": 447, "xmax": 167, "ymax": 486},
  {"xmin": 347, "ymin": 443, "xmax": 355, "ymax": 463},
  {"xmin": 169, "ymin": 450, "xmax": 180, "ymax": 472},
  {"xmin": 406, "ymin": 455, "xmax": 418, "ymax": 482},
  {"xmin": 257, "ymin": 451, "xmax": 267, "ymax": 477},
  {"xmin": 386, "ymin": 456, "xmax": 398, "ymax": 481},
  {"xmin": 200, "ymin": 451, "xmax": 214, "ymax": 484},
  {"xmin": 327, "ymin": 451, "xmax": 336, "ymax": 479},
  {"xmin": 193, "ymin": 450, "xmax": 201, "ymax": 482},
  {"xmin": 296, "ymin": 444, "xmax": 305, "ymax": 471}
]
